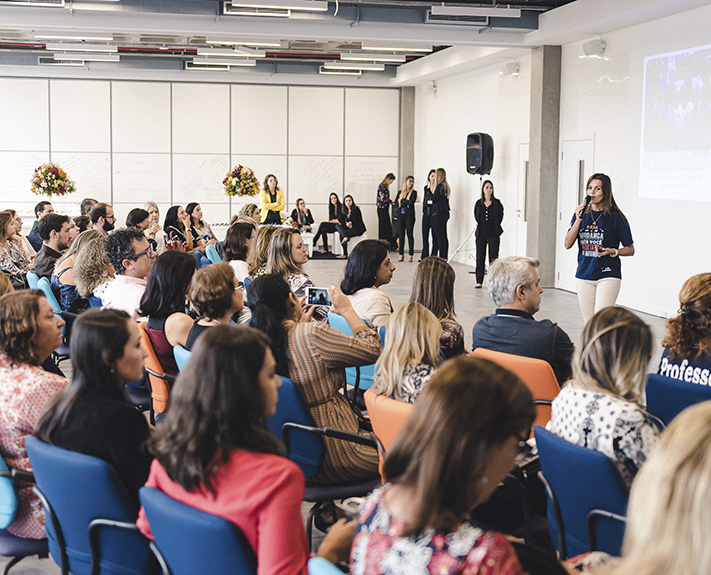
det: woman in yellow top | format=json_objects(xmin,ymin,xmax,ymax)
[{"xmin": 260, "ymin": 173, "xmax": 285, "ymax": 225}]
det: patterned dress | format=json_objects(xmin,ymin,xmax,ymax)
[
  {"xmin": 546, "ymin": 385, "xmax": 659, "ymax": 486},
  {"xmin": 351, "ymin": 485, "xmax": 525, "ymax": 575},
  {"xmin": 286, "ymin": 321, "xmax": 381, "ymax": 483},
  {"xmin": 0, "ymin": 354, "xmax": 66, "ymax": 538},
  {"xmin": 399, "ymin": 364, "xmax": 435, "ymax": 404}
]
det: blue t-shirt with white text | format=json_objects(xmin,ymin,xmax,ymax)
[{"xmin": 570, "ymin": 210, "xmax": 633, "ymax": 280}]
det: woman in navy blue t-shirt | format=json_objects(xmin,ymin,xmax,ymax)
[{"xmin": 564, "ymin": 173, "xmax": 635, "ymax": 323}]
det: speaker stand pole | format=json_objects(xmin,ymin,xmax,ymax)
[{"xmin": 448, "ymin": 175, "xmax": 482, "ymax": 266}]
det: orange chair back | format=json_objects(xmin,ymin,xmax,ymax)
[
  {"xmin": 364, "ymin": 389, "xmax": 415, "ymax": 481},
  {"xmin": 471, "ymin": 348, "xmax": 560, "ymax": 434},
  {"xmin": 138, "ymin": 322, "xmax": 169, "ymax": 415}
]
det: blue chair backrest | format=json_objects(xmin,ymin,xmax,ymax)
[
  {"xmin": 173, "ymin": 345, "xmax": 192, "ymax": 372},
  {"xmin": 26, "ymin": 271, "xmax": 40, "ymax": 290},
  {"xmin": 645, "ymin": 373, "xmax": 711, "ymax": 426},
  {"xmin": 534, "ymin": 426, "xmax": 628, "ymax": 558},
  {"xmin": 266, "ymin": 377, "xmax": 324, "ymax": 478},
  {"xmin": 0, "ymin": 457, "xmax": 18, "ymax": 530},
  {"xmin": 139, "ymin": 487, "xmax": 256, "ymax": 575},
  {"xmin": 205, "ymin": 244, "xmax": 222, "ymax": 264},
  {"xmin": 25, "ymin": 437, "xmax": 154, "ymax": 575},
  {"xmin": 327, "ymin": 312, "xmax": 375, "ymax": 390},
  {"xmin": 88, "ymin": 296, "xmax": 102, "ymax": 308},
  {"xmin": 37, "ymin": 277, "xmax": 66, "ymax": 339},
  {"xmin": 379, "ymin": 326, "xmax": 386, "ymax": 348}
]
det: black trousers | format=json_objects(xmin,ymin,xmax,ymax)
[
  {"xmin": 421, "ymin": 212, "xmax": 436, "ymax": 258},
  {"xmin": 377, "ymin": 206, "xmax": 394, "ymax": 249},
  {"xmin": 476, "ymin": 234, "xmax": 500, "ymax": 283},
  {"xmin": 313, "ymin": 221, "xmax": 338, "ymax": 251},
  {"xmin": 431, "ymin": 212, "xmax": 449, "ymax": 259},
  {"xmin": 398, "ymin": 213, "xmax": 415, "ymax": 256},
  {"xmin": 336, "ymin": 224, "xmax": 361, "ymax": 255}
]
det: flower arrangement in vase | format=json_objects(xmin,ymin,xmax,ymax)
[
  {"xmin": 223, "ymin": 165, "xmax": 260, "ymax": 197},
  {"xmin": 30, "ymin": 163, "xmax": 76, "ymax": 198}
]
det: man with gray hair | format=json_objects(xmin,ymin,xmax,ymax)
[{"xmin": 472, "ymin": 255, "xmax": 574, "ymax": 383}]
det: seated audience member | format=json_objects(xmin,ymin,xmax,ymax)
[
  {"xmin": 0, "ymin": 291, "xmax": 67, "ymax": 539},
  {"xmin": 223, "ymin": 222, "xmax": 255, "ymax": 286},
  {"xmin": 238, "ymin": 203, "xmax": 261, "ymax": 227},
  {"xmin": 372, "ymin": 302, "xmax": 442, "ymax": 404},
  {"xmin": 66, "ymin": 218, "xmax": 79, "ymax": 247},
  {"xmin": 74, "ymin": 234, "xmax": 113, "ymax": 303},
  {"xmin": 247, "ymin": 225, "xmax": 278, "ymax": 279},
  {"xmin": 335, "ymin": 195, "xmax": 366, "ymax": 258},
  {"xmin": 80, "ymin": 198, "xmax": 98, "ymax": 217},
  {"xmin": 139, "ymin": 251, "xmax": 196, "ymax": 376},
  {"xmin": 658, "ymin": 273, "xmax": 711, "ymax": 384},
  {"xmin": 290, "ymin": 198, "xmax": 313, "ymax": 232},
  {"xmin": 186, "ymin": 202, "xmax": 217, "ymax": 248},
  {"xmin": 547, "ymin": 307, "xmax": 659, "ymax": 487},
  {"xmin": 27, "ymin": 201, "xmax": 53, "ymax": 252},
  {"xmin": 34, "ymin": 309, "xmax": 152, "ymax": 504},
  {"xmin": 185, "ymin": 263, "xmax": 244, "ymax": 350},
  {"xmin": 411, "ymin": 256, "xmax": 465, "ymax": 358},
  {"xmin": 472, "ymin": 256, "xmax": 574, "ymax": 383},
  {"xmin": 143, "ymin": 201, "xmax": 166, "ymax": 255},
  {"xmin": 51, "ymin": 229, "xmax": 102, "ymax": 313},
  {"xmin": 340, "ymin": 239, "xmax": 395, "ymax": 329},
  {"xmin": 163, "ymin": 205, "xmax": 194, "ymax": 251},
  {"xmin": 30, "ymin": 213, "xmax": 71, "ymax": 280},
  {"xmin": 125, "ymin": 208, "xmax": 150, "ymax": 231},
  {"xmin": 102, "ymin": 228, "xmax": 156, "ymax": 320},
  {"xmin": 603, "ymin": 401, "xmax": 711, "ymax": 575},
  {"xmin": 73, "ymin": 215, "xmax": 90, "ymax": 234},
  {"xmin": 248, "ymin": 275, "xmax": 380, "ymax": 483},
  {"xmin": 7, "ymin": 210, "xmax": 36, "ymax": 264},
  {"xmin": 0, "ymin": 210, "xmax": 31, "ymax": 286},
  {"xmin": 351, "ymin": 356, "xmax": 536, "ymax": 574},
  {"xmin": 89, "ymin": 203, "xmax": 116, "ymax": 237},
  {"xmin": 137, "ymin": 325, "xmax": 354, "ymax": 572},
  {"xmin": 313, "ymin": 193, "xmax": 341, "ymax": 253}
]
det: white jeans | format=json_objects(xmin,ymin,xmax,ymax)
[{"xmin": 575, "ymin": 277, "xmax": 622, "ymax": 325}]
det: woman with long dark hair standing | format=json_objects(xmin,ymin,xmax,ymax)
[
  {"xmin": 474, "ymin": 179, "xmax": 504, "ymax": 288},
  {"xmin": 430, "ymin": 167, "xmax": 451, "ymax": 259},
  {"xmin": 564, "ymin": 173, "xmax": 635, "ymax": 323},
  {"xmin": 394, "ymin": 176, "xmax": 417, "ymax": 262},
  {"xmin": 376, "ymin": 173, "xmax": 396, "ymax": 250}
]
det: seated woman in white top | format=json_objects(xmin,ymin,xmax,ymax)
[
  {"xmin": 546, "ymin": 306, "xmax": 659, "ymax": 487},
  {"xmin": 372, "ymin": 302, "xmax": 442, "ymax": 404},
  {"xmin": 223, "ymin": 222, "xmax": 255, "ymax": 287},
  {"xmin": 340, "ymin": 240, "xmax": 396, "ymax": 329}
]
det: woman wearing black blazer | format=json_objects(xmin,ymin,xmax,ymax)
[
  {"xmin": 336, "ymin": 195, "xmax": 366, "ymax": 258},
  {"xmin": 313, "ymin": 193, "xmax": 342, "ymax": 253},
  {"xmin": 394, "ymin": 176, "xmax": 417, "ymax": 262},
  {"xmin": 431, "ymin": 168, "xmax": 451, "ymax": 259},
  {"xmin": 474, "ymin": 180, "xmax": 504, "ymax": 288}
]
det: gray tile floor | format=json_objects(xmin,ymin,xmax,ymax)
[{"xmin": 0, "ymin": 255, "xmax": 668, "ymax": 573}]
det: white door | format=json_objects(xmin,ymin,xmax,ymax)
[
  {"xmin": 515, "ymin": 143, "xmax": 529, "ymax": 256},
  {"xmin": 556, "ymin": 138, "xmax": 594, "ymax": 292}
]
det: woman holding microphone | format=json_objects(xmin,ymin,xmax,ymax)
[{"xmin": 564, "ymin": 173, "xmax": 635, "ymax": 323}]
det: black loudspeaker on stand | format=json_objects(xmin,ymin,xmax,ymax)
[{"xmin": 449, "ymin": 133, "xmax": 494, "ymax": 265}]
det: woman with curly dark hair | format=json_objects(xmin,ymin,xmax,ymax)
[{"xmin": 658, "ymin": 273, "xmax": 711, "ymax": 384}]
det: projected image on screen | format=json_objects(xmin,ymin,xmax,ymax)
[{"xmin": 640, "ymin": 44, "xmax": 711, "ymax": 200}]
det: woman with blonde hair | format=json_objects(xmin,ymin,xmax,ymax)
[
  {"xmin": 51, "ymin": 229, "xmax": 102, "ymax": 313},
  {"xmin": 143, "ymin": 201, "xmax": 166, "ymax": 255},
  {"xmin": 247, "ymin": 225, "xmax": 278, "ymax": 278},
  {"xmin": 372, "ymin": 302, "xmax": 442, "ymax": 403},
  {"xmin": 410, "ymin": 256, "xmax": 465, "ymax": 358},
  {"xmin": 658, "ymin": 273, "xmax": 711, "ymax": 384},
  {"xmin": 376, "ymin": 173, "xmax": 396, "ymax": 250},
  {"xmin": 74, "ymin": 234, "xmax": 113, "ymax": 301},
  {"xmin": 546, "ymin": 306, "xmax": 659, "ymax": 486},
  {"xmin": 431, "ymin": 167, "xmax": 451, "ymax": 259},
  {"xmin": 260, "ymin": 174, "xmax": 285, "ymax": 225},
  {"xmin": 394, "ymin": 176, "xmax": 417, "ymax": 262},
  {"xmin": 237, "ymin": 203, "xmax": 261, "ymax": 227}
]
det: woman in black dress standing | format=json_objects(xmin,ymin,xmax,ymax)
[
  {"xmin": 474, "ymin": 180, "xmax": 504, "ymax": 288},
  {"xmin": 430, "ymin": 168, "xmax": 451, "ymax": 259},
  {"xmin": 376, "ymin": 173, "xmax": 396, "ymax": 250},
  {"xmin": 394, "ymin": 176, "xmax": 417, "ymax": 262}
]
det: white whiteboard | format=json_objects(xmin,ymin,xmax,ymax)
[
  {"xmin": 288, "ymin": 87, "xmax": 344, "ymax": 155},
  {"xmin": 173, "ymin": 154, "xmax": 230, "ymax": 203},
  {"xmin": 112, "ymin": 82, "xmax": 171, "ymax": 153},
  {"xmin": 231, "ymin": 85, "xmax": 288, "ymax": 155},
  {"xmin": 288, "ymin": 156, "xmax": 343, "ymax": 206},
  {"xmin": 0, "ymin": 151, "xmax": 48, "ymax": 198},
  {"xmin": 51, "ymin": 152, "xmax": 112, "ymax": 201},
  {"xmin": 344, "ymin": 156, "xmax": 399, "ymax": 206},
  {"xmin": 112, "ymin": 153, "xmax": 171, "ymax": 203},
  {"xmin": 172, "ymin": 84, "xmax": 230, "ymax": 154},
  {"xmin": 0, "ymin": 78, "xmax": 49, "ymax": 152},
  {"xmin": 50, "ymin": 80, "xmax": 111, "ymax": 153},
  {"xmin": 345, "ymin": 88, "xmax": 400, "ymax": 157}
]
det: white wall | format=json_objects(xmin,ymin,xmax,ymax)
[
  {"xmin": 0, "ymin": 80, "xmax": 399, "ymax": 238},
  {"xmin": 414, "ymin": 56, "xmax": 532, "ymax": 263}
]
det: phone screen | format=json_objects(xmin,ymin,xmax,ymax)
[{"xmin": 307, "ymin": 287, "xmax": 331, "ymax": 306}]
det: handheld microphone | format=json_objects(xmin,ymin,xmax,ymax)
[{"xmin": 583, "ymin": 195, "xmax": 592, "ymax": 211}]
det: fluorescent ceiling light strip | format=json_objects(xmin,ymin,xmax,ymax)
[
  {"xmin": 340, "ymin": 52, "xmax": 405, "ymax": 63},
  {"xmin": 206, "ymin": 37, "xmax": 282, "ymax": 47},
  {"xmin": 229, "ymin": 0, "xmax": 326, "ymax": 11},
  {"xmin": 45, "ymin": 42, "xmax": 118, "ymax": 53},
  {"xmin": 429, "ymin": 5, "xmax": 521, "ymax": 17},
  {"xmin": 319, "ymin": 66, "xmax": 361, "ymax": 76},
  {"xmin": 35, "ymin": 32, "xmax": 114, "ymax": 41},
  {"xmin": 361, "ymin": 43, "xmax": 431, "ymax": 53},
  {"xmin": 192, "ymin": 57, "xmax": 256, "ymax": 67},
  {"xmin": 196, "ymin": 47, "xmax": 265, "ymax": 58},
  {"xmin": 38, "ymin": 56, "xmax": 85, "ymax": 67},
  {"xmin": 186, "ymin": 62, "xmax": 230, "ymax": 71},
  {"xmin": 323, "ymin": 61, "xmax": 384, "ymax": 71},
  {"xmin": 53, "ymin": 52, "xmax": 119, "ymax": 62},
  {"xmin": 226, "ymin": 8, "xmax": 290, "ymax": 17}
]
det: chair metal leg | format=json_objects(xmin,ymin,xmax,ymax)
[{"xmin": 3, "ymin": 555, "xmax": 24, "ymax": 575}]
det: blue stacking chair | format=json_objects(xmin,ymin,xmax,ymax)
[
  {"xmin": 25, "ymin": 271, "xmax": 40, "ymax": 290},
  {"xmin": 139, "ymin": 487, "xmax": 255, "ymax": 575},
  {"xmin": 534, "ymin": 426, "xmax": 628, "ymax": 559},
  {"xmin": 87, "ymin": 296, "xmax": 102, "ymax": 308},
  {"xmin": 205, "ymin": 244, "xmax": 222, "ymax": 264},
  {"xmin": 25, "ymin": 437, "xmax": 157, "ymax": 575},
  {"xmin": 266, "ymin": 377, "xmax": 379, "ymax": 549},
  {"xmin": 327, "ymin": 312, "xmax": 376, "ymax": 401},
  {"xmin": 0, "ymin": 455, "xmax": 49, "ymax": 574},
  {"xmin": 645, "ymin": 372, "xmax": 711, "ymax": 427},
  {"xmin": 36, "ymin": 278, "xmax": 70, "ymax": 366},
  {"xmin": 172, "ymin": 345, "xmax": 192, "ymax": 372}
]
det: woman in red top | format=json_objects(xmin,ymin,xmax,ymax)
[{"xmin": 137, "ymin": 324, "xmax": 354, "ymax": 575}]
